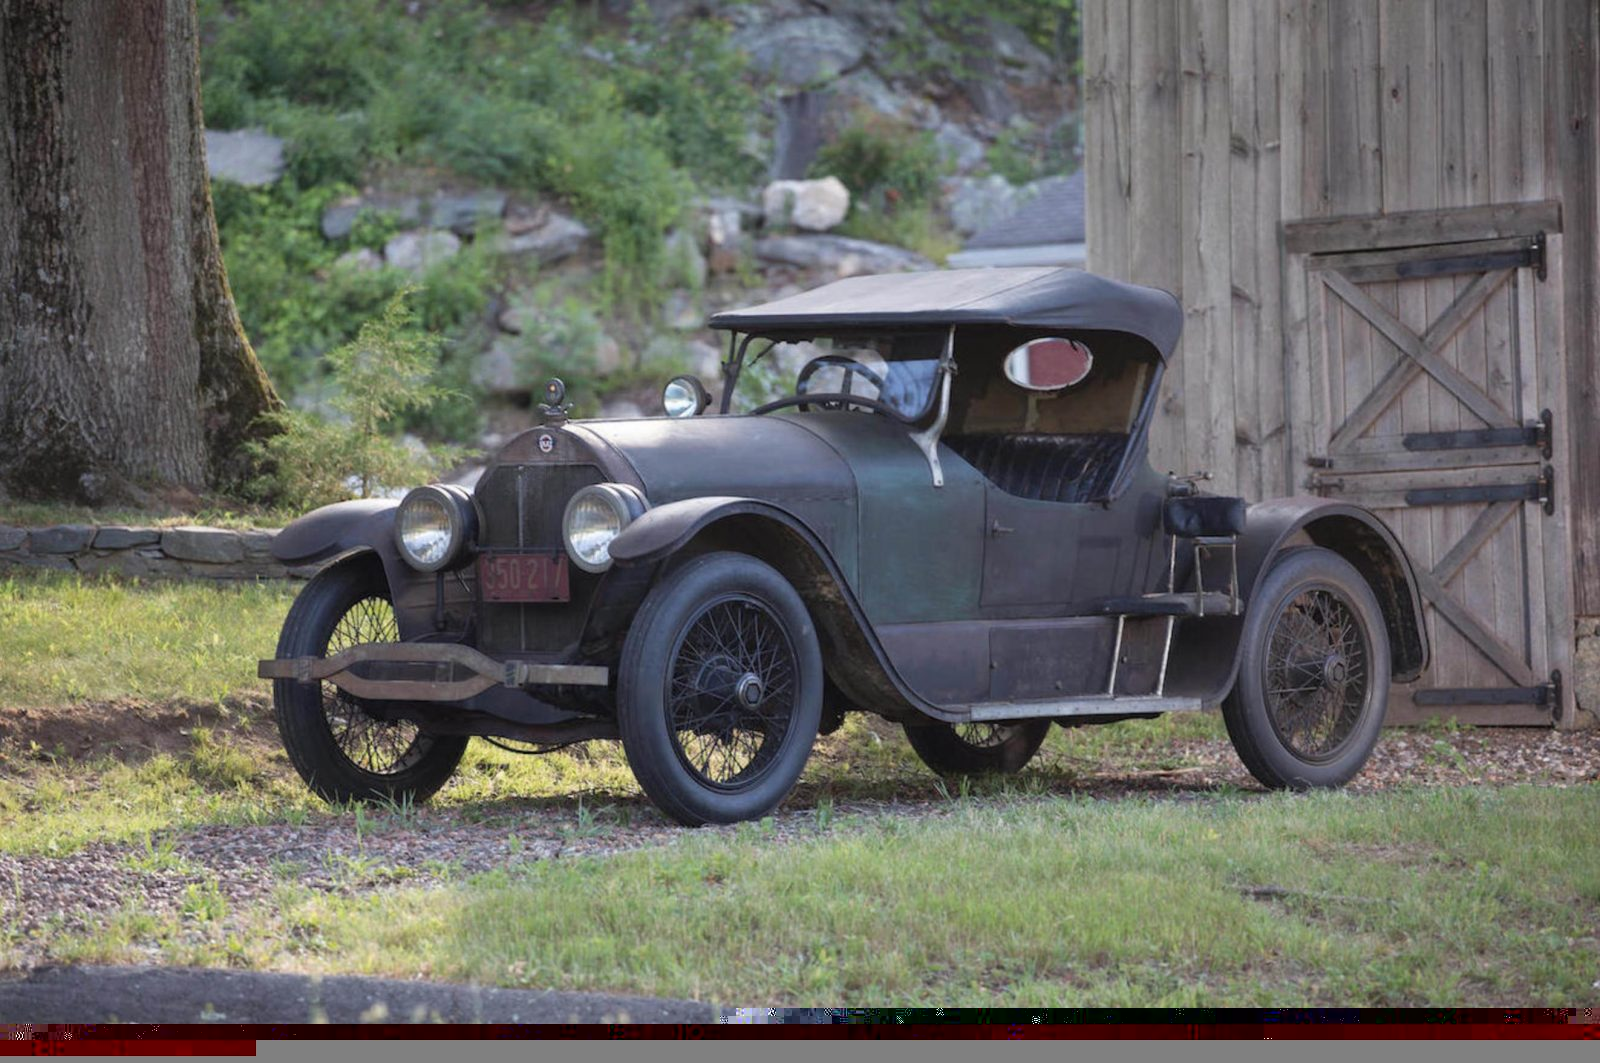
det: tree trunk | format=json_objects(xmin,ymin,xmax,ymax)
[{"xmin": 0, "ymin": 0, "xmax": 279, "ymax": 501}]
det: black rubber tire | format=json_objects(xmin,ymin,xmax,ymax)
[
  {"xmin": 903, "ymin": 719, "xmax": 1052, "ymax": 777},
  {"xmin": 1221, "ymin": 546, "xmax": 1391, "ymax": 790},
  {"xmin": 616, "ymin": 552, "xmax": 823, "ymax": 826},
  {"xmin": 273, "ymin": 560, "xmax": 467, "ymax": 806}
]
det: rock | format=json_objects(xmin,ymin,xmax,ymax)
[
  {"xmin": 989, "ymin": 18, "xmax": 1056, "ymax": 79},
  {"xmin": 0, "ymin": 526, "xmax": 27, "ymax": 551},
  {"xmin": 333, "ymin": 248, "xmax": 384, "ymax": 272},
  {"xmin": 204, "ymin": 128, "xmax": 286, "ymax": 187},
  {"xmin": 831, "ymin": 69, "xmax": 941, "ymax": 129},
  {"xmin": 473, "ymin": 335, "xmax": 529, "ymax": 397},
  {"xmin": 734, "ymin": 16, "xmax": 866, "ymax": 87},
  {"xmin": 430, "ymin": 191, "xmax": 508, "ymax": 236},
  {"xmin": 763, "ymin": 177, "xmax": 850, "ymax": 232},
  {"xmin": 702, "ymin": 206, "xmax": 748, "ymax": 274},
  {"xmin": 935, "ymin": 123, "xmax": 987, "ymax": 174},
  {"xmin": 92, "ymin": 526, "xmax": 160, "ymax": 549},
  {"xmin": 663, "ymin": 291, "xmax": 703, "ymax": 332},
  {"xmin": 321, "ymin": 195, "xmax": 423, "ymax": 241},
  {"xmin": 240, "ymin": 531, "xmax": 278, "ymax": 563},
  {"xmin": 383, "ymin": 230, "xmax": 461, "ymax": 273},
  {"xmin": 686, "ymin": 339, "xmax": 724, "ymax": 381},
  {"xmin": 664, "ymin": 229, "xmax": 707, "ymax": 290},
  {"xmin": 592, "ymin": 333, "xmax": 624, "ymax": 376},
  {"xmin": 160, "ymin": 527, "xmax": 245, "ymax": 565},
  {"xmin": 946, "ymin": 174, "xmax": 1020, "ymax": 236},
  {"xmin": 28, "ymin": 525, "xmax": 93, "ymax": 554},
  {"xmin": 599, "ymin": 399, "xmax": 645, "ymax": 420},
  {"xmin": 769, "ymin": 90, "xmax": 830, "ymax": 180},
  {"xmin": 490, "ymin": 213, "xmax": 591, "ymax": 265},
  {"xmin": 1576, "ymin": 633, "xmax": 1600, "ymax": 716},
  {"xmin": 753, "ymin": 234, "xmax": 933, "ymax": 277}
]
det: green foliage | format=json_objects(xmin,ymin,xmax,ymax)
[
  {"xmin": 812, "ymin": 111, "xmax": 947, "ymax": 215},
  {"xmin": 199, "ymin": 0, "xmax": 756, "ymax": 332},
  {"xmin": 244, "ymin": 293, "xmax": 467, "ymax": 509},
  {"xmin": 880, "ymin": 0, "xmax": 1080, "ymax": 82},
  {"xmin": 985, "ymin": 119, "xmax": 1079, "ymax": 186},
  {"xmin": 506, "ymin": 286, "xmax": 611, "ymax": 416}
]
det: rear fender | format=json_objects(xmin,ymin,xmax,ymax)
[{"xmin": 1164, "ymin": 496, "xmax": 1430, "ymax": 704}]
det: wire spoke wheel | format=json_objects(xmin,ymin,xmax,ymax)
[
  {"xmin": 952, "ymin": 722, "xmax": 1017, "ymax": 749},
  {"xmin": 665, "ymin": 594, "xmax": 797, "ymax": 792},
  {"xmin": 320, "ymin": 595, "xmax": 429, "ymax": 776},
  {"xmin": 1261, "ymin": 585, "xmax": 1370, "ymax": 763}
]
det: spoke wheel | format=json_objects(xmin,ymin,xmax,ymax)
[
  {"xmin": 666, "ymin": 595, "xmax": 797, "ymax": 792},
  {"xmin": 320, "ymin": 594, "xmax": 429, "ymax": 776},
  {"xmin": 1261, "ymin": 587, "xmax": 1369, "ymax": 763},
  {"xmin": 1222, "ymin": 547, "xmax": 1390, "ymax": 790},
  {"xmin": 903, "ymin": 718, "xmax": 1051, "ymax": 777},
  {"xmin": 273, "ymin": 561, "xmax": 467, "ymax": 805},
  {"xmin": 618, "ymin": 552, "xmax": 822, "ymax": 826}
]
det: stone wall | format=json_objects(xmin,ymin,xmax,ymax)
[{"xmin": 0, "ymin": 525, "xmax": 318, "ymax": 581}]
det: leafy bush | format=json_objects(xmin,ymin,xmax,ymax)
[
  {"xmin": 810, "ymin": 111, "xmax": 957, "ymax": 261},
  {"xmin": 985, "ymin": 119, "xmax": 1079, "ymax": 186},
  {"xmin": 244, "ymin": 294, "xmax": 467, "ymax": 510}
]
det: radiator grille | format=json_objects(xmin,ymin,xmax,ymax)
[{"xmin": 475, "ymin": 462, "xmax": 605, "ymax": 655}]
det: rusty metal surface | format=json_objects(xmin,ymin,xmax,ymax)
[{"xmin": 259, "ymin": 642, "xmax": 608, "ymax": 703}]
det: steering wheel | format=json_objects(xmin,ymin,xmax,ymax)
[{"xmin": 795, "ymin": 354, "xmax": 889, "ymax": 412}]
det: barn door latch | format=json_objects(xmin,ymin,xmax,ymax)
[{"xmin": 1531, "ymin": 231, "xmax": 1547, "ymax": 281}]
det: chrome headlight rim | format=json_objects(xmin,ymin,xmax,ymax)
[
  {"xmin": 562, "ymin": 483, "xmax": 647, "ymax": 574},
  {"xmin": 394, "ymin": 483, "xmax": 479, "ymax": 573}
]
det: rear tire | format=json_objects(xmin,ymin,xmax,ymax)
[
  {"xmin": 273, "ymin": 560, "xmax": 467, "ymax": 805},
  {"xmin": 903, "ymin": 719, "xmax": 1052, "ymax": 777},
  {"xmin": 1221, "ymin": 547, "xmax": 1390, "ymax": 789},
  {"xmin": 617, "ymin": 552, "xmax": 823, "ymax": 826}
]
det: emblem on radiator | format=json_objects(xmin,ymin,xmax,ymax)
[{"xmin": 537, "ymin": 432, "xmax": 554, "ymax": 454}]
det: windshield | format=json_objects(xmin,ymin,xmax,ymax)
[{"xmin": 728, "ymin": 330, "xmax": 946, "ymax": 421}]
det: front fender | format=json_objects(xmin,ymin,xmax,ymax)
[
  {"xmin": 270, "ymin": 498, "xmax": 399, "ymax": 566},
  {"xmin": 608, "ymin": 496, "xmax": 803, "ymax": 567}
]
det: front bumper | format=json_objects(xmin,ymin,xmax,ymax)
[{"xmin": 258, "ymin": 643, "xmax": 609, "ymax": 702}]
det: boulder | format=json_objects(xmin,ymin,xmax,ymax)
[
  {"xmin": 204, "ymin": 128, "xmax": 286, "ymax": 187},
  {"xmin": 240, "ymin": 531, "xmax": 279, "ymax": 563},
  {"xmin": 701, "ymin": 205, "xmax": 749, "ymax": 274},
  {"xmin": 430, "ymin": 190, "xmax": 508, "ymax": 236},
  {"xmin": 27, "ymin": 525, "xmax": 93, "ymax": 554},
  {"xmin": 160, "ymin": 527, "xmax": 245, "ymax": 565},
  {"xmin": 753, "ymin": 234, "xmax": 933, "ymax": 277},
  {"xmin": 384, "ymin": 230, "xmax": 461, "ymax": 273},
  {"xmin": 473, "ymin": 335, "xmax": 528, "ymax": 397},
  {"xmin": 935, "ymin": 123, "xmax": 987, "ymax": 174},
  {"xmin": 831, "ymin": 69, "xmax": 941, "ymax": 129},
  {"xmin": 945, "ymin": 174, "xmax": 1020, "ymax": 236},
  {"xmin": 685, "ymin": 339, "xmax": 724, "ymax": 381},
  {"xmin": 662, "ymin": 291, "xmax": 704, "ymax": 332},
  {"xmin": 333, "ymin": 248, "xmax": 384, "ymax": 272},
  {"xmin": 0, "ymin": 526, "xmax": 27, "ymax": 551},
  {"xmin": 762, "ymin": 177, "xmax": 850, "ymax": 232},
  {"xmin": 734, "ymin": 16, "xmax": 865, "ymax": 88},
  {"xmin": 491, "ymin": 212, "xmax": 591, "ymax": 265},
  {"xmin": 321, "ymin": 195, "xmax": 423, "ymax": 241},
  {"xmin": 989, "ymin": 18, "xmax": 1056, "ymax": 80},
  {"xmin": 664, "ymin": 229, "xmax": 708, "ymax": 290},
  {"xmin": 92, "ymin": 526, "xmax": 161, "ymax": 549}
]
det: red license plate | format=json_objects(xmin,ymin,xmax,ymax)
[{"xmin": 478, "ymin": 553, "xmax": 570, "ymax": 603}]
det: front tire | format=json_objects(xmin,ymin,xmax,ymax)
[
  {"xmin": 273, "ymin": 560, "xmax": 467, "ymax": 805},
  {"xmin": 903, "ymin": 720, "xmax": 1052, "ymax": 777},
  {"xmin": 1221, "ymin": 547, "xmax": 1390, "ymax": 789},
  {"xmin": 617, "ymin": 552, "xmax": 823, "ymax": 826}
]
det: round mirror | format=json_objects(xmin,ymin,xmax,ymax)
[
  {"xmin": 1003, "ymin": 337, "xmax": 1094, "ymax": 392},
  {"xmin": 662, "ymin": 375, "xmax": 710, "ymax": 418}
]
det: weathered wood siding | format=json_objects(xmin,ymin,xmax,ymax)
[{"xmin": 1084, "ymin": 0, "xmax": 1599, "ymax": 726}]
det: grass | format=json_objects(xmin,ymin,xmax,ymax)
[
  {"xmin": 0, "ymin": 570, "xmax": 297, "ymax": 706},
  {"xmin": 0, "ymin": 502, "xmax": 292, "ymax": 531}
]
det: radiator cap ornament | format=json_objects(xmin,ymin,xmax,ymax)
[{"xmin": 539, "ymin": 377, "xmax": 570, "ymax": 426}]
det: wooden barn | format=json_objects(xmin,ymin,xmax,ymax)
[{"xmin": 1082, "ymin": 0, "xmax": 1598, "ymax": 727}]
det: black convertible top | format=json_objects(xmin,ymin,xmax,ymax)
[{"xmin": 709, "ymin": 267, "xmax": 1184, "ymax": 361}]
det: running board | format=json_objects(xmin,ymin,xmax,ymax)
[{"xmin": 965, "ymin": 695, "xmax": 1206, "ymax": 721}]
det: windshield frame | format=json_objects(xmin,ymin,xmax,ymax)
[{"xmin": 716, "ymin": 328, "xmax": 948, "ymax": 426}]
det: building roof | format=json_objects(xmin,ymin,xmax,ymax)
[
  {"xmin": 708, "ymin": 266, "xmax": 1183, "ymax": 361},
  {"xmin": 964, "ymin": 170, "xmax": 1085, "ymax": 250}
]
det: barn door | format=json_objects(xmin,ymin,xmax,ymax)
[{"xmin": 1298, "ymin": 232, "xmax": 1569, "ymax": 725}]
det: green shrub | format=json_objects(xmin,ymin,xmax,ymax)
[
  {"xmin": 812, "ymin": 111, "xmax": 948, "ymax": 216},
  {"xmin": 985, "ymin": 119, "xmax": 1079, "ymax": 186},
  {"xmin": 245, "ymin": 293, "xmax": 468, "ymax": 510}
]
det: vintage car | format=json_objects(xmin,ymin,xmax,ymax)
[{"xmin": 260, "ymin": 267, "xmax": 1428, "ymax": 825}]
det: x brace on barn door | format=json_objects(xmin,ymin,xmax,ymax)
[{"xmin": 1304, "ymin": 235, "xmax": 1560, "ymax": 712}]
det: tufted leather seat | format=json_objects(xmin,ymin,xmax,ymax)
[{"xmin": 943, "ymin": 433, "xmax": 1128, "ymax": 503}]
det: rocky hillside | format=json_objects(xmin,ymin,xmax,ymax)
[{"xmin": 199, "ymin": 0, "xmax": 1080, "ymax": 489}]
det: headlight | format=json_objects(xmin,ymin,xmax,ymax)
[
  {"xmin": 662, "ymin": 374, "xmax": 710, "ymax": 418},
  {"xmin": 563, "ymin": 483, "xmax": 646, "ymax": 573},
  {"xmin": 395, "ymin": 484, "xmax": 478, "ymax": 572}
]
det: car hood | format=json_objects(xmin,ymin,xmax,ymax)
[{"xmin": 570, "ymin": 413, "xmax": 875, "ymax": 505}]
